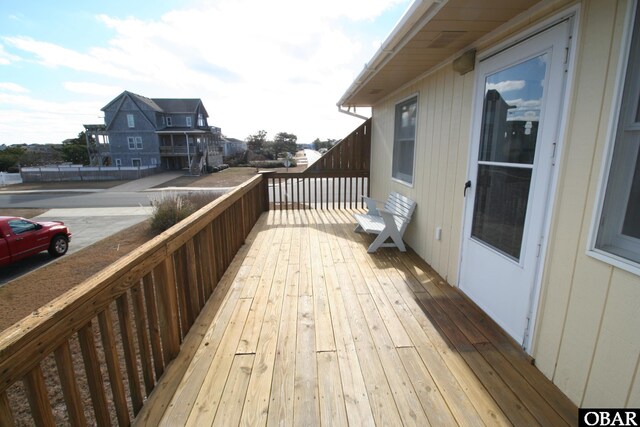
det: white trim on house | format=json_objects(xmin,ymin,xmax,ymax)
[
  {"xmin": 391, "ymin": 92, "xmax": 419, "ymax": 188},
  {"xmin": 587, "ymin": 0, "xmax": 640, "ymax": 277},
  {"xmin": 458, "ymin": 7, "xmax": 580, "ymax": 352}
]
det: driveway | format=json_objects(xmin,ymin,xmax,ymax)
[
  {"xmin": 35, "ymin": 207, "xmax": 153, "ymax": 255},
  {"xmin": 0, "ymin": 206, "xmax": 153, "ymax": 286}
]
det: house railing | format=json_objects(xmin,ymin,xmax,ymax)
[
  {"xmin": 263, "ymin": 171, "xmax": 369, "ymax": 210},
  {"xmin": 304, "ymin": 118, "xmax": 370, "ymax": 174},
  {"xmin": 0, "ymin": 175, "xmax": 267, "ymax": 426},
  {"xmin": 266, "ymin": 117, "xmax": 371, "ymax": 210}
]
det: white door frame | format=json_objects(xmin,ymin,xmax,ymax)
[{"xmin": 458, "ymin": 6, "xmax": 580, "ymax": 352}]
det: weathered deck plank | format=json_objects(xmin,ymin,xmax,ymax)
[{"xmin": 138, "ymin": 209, "xmax": 578, "ymax": 427}]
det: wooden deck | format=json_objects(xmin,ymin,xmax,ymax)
[{"xmin": 135, "ymin": 209, "xmax": 577, "ymax": 426}]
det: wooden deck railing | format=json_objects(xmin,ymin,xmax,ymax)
[
  {"xmin": 264, "ymin": 171, "xmax": 369, "ymax": 210},
  {"xmin": 0, "ymin": 175, "xmax": 267, "ymax": 426},
  {"xmin": 266, "ymin": 117, "xmax": 371, "ymax": 210},
  {"xmin": 304, "ymin": 118, "xmax": 371, "ymax": 174}
]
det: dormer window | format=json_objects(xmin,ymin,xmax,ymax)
[
  {"xmin": 127, "ymin": 114, "xmax": 135, "ymax": 128},
  {"xmin": 186, "ymin": 117, "xmax": 192, "ymax": 127},
  {"xmin": 166, "ymin": 116, "xmax": 173, "ymax": 127},
  {"xmin": 197, "ymin": 114, "xmax": 204, "ymax": 127}
]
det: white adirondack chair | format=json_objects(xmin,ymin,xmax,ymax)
[{"xmin": 353, "ymin": 192, "xmax": 416, "ymax": 253}]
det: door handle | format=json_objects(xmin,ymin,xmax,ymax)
[{"xmin": 464, "ymin": 180, "xmax": 472, "ymax": 196}]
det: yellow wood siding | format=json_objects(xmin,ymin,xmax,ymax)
[
  {"xmin": 370, "ymin": 66, "xmax": 473, "ymax": 286},
  {"xmin": 369, "ymin": 0, "xmax": 639, "ymax": 407},
  {"xmin": 535, "ymin": 0, "xmax": 640, "ymax": 407}
]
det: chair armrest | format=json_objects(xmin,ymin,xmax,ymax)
[{"xmin": 362, "ymin": 196, "xmax": 383, "ymax": 216}]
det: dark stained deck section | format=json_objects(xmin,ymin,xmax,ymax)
[{"xmin": 135, "ymin": 209, "xmax": 577, "ymax": 426}]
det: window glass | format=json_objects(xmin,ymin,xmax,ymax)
[
  {"xmin": 127, "ymin": 114, "xmax": 135, "ymax": 128},
  {"xmin": 186, "ymin": 117, "xmax": 192, "ymax": 127},
  {"xmin": 392, "ymin": 96, "xmax": 417, "ymax": 184},
  {"xmin": 8, "ymin": 219, "xmax": 36, "ymax": 234},
  {"xmin": 127, "ymin": 137, "xmax": 135, "ymax": 150},
  {"xmin": 595, "ymin": 6, "xmax": 640, "ymax": 265}
]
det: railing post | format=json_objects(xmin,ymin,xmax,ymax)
[{"xmin": 258, "ymin": 171, "xmax": 275, "ymax": 211}]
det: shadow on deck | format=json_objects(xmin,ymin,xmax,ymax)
[{"xmin": 135, "ymin": 209, "xmax": 577, "ymax": 426}]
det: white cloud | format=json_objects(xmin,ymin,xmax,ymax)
[
  {"xmin": 0, "ymin": 82, "xmax": 29, "ymax": 93},
  {"xmin": 506, "ymin": 98, "xmax": 541, "ymax": 109},
  {"xmin": 486, "ymin": 80, "xmax": 525, "ymax": 93},
  {"xmin": 64, "ymin": 82, "xmax": 123, "ymax": 97},
  {"xmin": 0, "ymin": 43, "xmax": 20, "ymax": 65},
  {"xmin": 0, "ymin": 93, "xmax": 104, "ymax": 143},
  {"xmin": 0, "ymin": 0, "xmax": 408, "ymax": 144}
]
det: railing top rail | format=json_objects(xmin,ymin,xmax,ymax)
[
  {"xmin": 266, "ymin": 170, "xmax": 369, "ymax": 179},
  {"xmin": 0, "ymin": 174, "xmax": 264, "ymax": 392}
]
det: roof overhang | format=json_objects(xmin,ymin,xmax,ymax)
[{"xmin": 338, "ymin": 0, "xmax": 544, "ymax": 107}]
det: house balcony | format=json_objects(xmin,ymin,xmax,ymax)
[{"xmin": 0, "ymin": 121, "xmax": 577, "ymax": 426}]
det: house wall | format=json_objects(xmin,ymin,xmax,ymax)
[
  {"xmin": 370, "ymin": 67, "xmax": 474, "ymax": 286},
  {"xmin": 107, "ymin": 95, "xmax": 161, "ymax": 167},
  {"xmin": 368, "ymin": 0, "xmax": 640, "ymax": 407}
]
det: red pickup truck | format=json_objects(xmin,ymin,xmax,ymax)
[{"xmin": 0, "ymin": 216, "xmax": 72, "ymax": 266}]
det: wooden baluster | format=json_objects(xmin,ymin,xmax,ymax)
[
  {"xmin": 131, "ymin": 282, "xmax": 155, "ymax": 395},
  {"xmin": 78, "ymin": 322, "xmax": 111, "ymax": 427},
  {"xmin": 0, "ymin": 391, "xmax": 15, "ymax": 427},
  {"xmin": 116, "ymin": 293, "xmax": 144, "ymax": 415},
  {"xmin": 22, "ymin": 365, "xmax": 56, "ymax": 427},
  {"xmin": 186, "ymin": 239, "xmax": 202, "ymax": 316},
  {"xmin": 54, "ymin": 341, "xmax": 87, "ymax": 427},
  {"xmin": 173, "ymin": 247, "xmax": 191, "ymax": 336},
  {"xmin": 198, "ymin": 229, "xmax": 214, "ymax": 299},
  {"xmin": 142, "ymin": 273, "xmax": 164, "ymax": 379},
  {"xmin": 207, "ymin": 223, "xmax": 219, "ymax": 285},
  {"xmin": 153, "ymin": 258, "xmax": 181, "ymax": 362},
  {"xmin": 97, "ymin": 309, "xmax": 130, "ymax": 426}
]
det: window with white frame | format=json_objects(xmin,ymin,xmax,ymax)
[
  {"xmin": 198, "ymin": 114, "xmax": 204, "ymax": 127},
  {"xmin": 127, "ymin": 114, "xmax": 135, "ymax": 128},
  {"xmin": 115, "ymin": 158, "xmax": 122, "ymax": 167},
  {"xmin": 186, "ymin": 116, "xmax": 192, "ymax": 127},
  {"xmin": 166, "ymin": 116, "xmax": 173, "ymax": 126},
  {"xmin": 594, "ymin": 5, "xmax": 640, "ymax": 269},
  {"xmin": 392, "ymin": 96, "xmax": 418, "ymax": 185},
  {"xmin": 132, "ymin": 158, "xmax": 141, "ymax": 167},
  {"xmin": 127, "ymin": 136, "xmax": 143, "ymax": 150}
]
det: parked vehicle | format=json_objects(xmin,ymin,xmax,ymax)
[{"xmin": 0, "ymin": 216, "xmax": 72, "ymax": 266}]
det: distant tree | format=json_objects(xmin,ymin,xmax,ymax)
[
  {"xmin": 0, "ymin": 146, "xmax": 26, "ymax": 172},
  {"xmin": 312, "ymin": 138, "xmax": 337, "ymax": 151},
  {"xmin": 272, "ymin": 132, "xmax": 297, "ymax": 157},
  {"xmin": 60, "ymin": 131, "xmax": 91, "ymax": 164},
  {"xmin": 246, "ymin": 130, "xmax": 267, "ymax": 155}
]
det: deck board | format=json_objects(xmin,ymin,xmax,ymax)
[{"xmin": 143, "ymin": 209, "xmax": 578, "ymax": 427}]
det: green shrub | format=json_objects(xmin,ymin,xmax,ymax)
[
  {"xmin": 249, "ymin": 159, "xmax": 297, "ymax": 169},
  {"xmin": 149, "ymin": 192, "xmax": 220, "ymax": 233}
]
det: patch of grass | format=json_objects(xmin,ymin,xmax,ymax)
[{"xmin": 149, "ymin": 192, "xmax": 220, "ymax": 233}]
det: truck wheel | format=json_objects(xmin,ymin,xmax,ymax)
[{"xmin": 48, "ymin": 236, "xmax": 69, "ymax": 257}]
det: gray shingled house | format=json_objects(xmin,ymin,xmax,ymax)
[{"xmin": 88, "ymin": 91, "xmax": 222, "ymax": 173}]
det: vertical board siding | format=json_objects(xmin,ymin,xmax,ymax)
[
  {"xmin": 368, "ymin": 0, "xmax": 640, "ymax": 407},
  {"xmin": 370, "ymin": 65, "xmax": 471, "ymax": 286},
  {"xmin": 535, "ymin": 0, "xmax": 640, "ymax": 407}
]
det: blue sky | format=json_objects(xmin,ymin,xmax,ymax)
[{"xmin": 0, "ymin": 0, "xmax": 411, "ymax": 145}]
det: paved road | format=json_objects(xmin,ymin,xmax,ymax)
[
  {"xmin": 0, "ymin": 172, "xmax": 189, "ymax": 285},
  {"xmin": 0, "ymin": 207, "xmax": 153, "ymax": 286}
]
